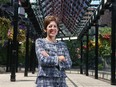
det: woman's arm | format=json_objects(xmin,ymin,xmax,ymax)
[
  {"xmin": 35, "ymin": 38, "xmax": 58, "ymax": 67},
  {"xmin": 59, "ymin": 42, "xmax": 72, "ymax": 70}
]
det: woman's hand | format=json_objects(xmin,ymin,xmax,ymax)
[
  {"xmin": 41, "ymin": 51, "xmax": 49, "ymax": 57},
  {"xmin": 58, "ymin": 56, "xmax": 66, "ymax": 62}
]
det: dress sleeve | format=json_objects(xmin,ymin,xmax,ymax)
[
  {"xmin": 35, "ymin": 38, "xmax": 58, "ymax": 67},
  {"xmin": 59, "ymin": 42, "xmax": 72, "ymax": 70}
]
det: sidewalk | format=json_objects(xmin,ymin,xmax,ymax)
[
  {"xmin": 0, "ymin": 71, "xmax": 115, "ymax": 87},
  {"xmin": 66, "ymin": 74, "xmax": 115, "ymax": 87}
]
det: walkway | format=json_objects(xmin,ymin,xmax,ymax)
[{"xmin": 0, "ymin": 70, "xmax": 115, "ymax": 87}]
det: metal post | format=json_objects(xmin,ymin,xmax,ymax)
[
  {"xmin": 24, "ymin": 22, "xmax": 29, "ymax": 76},
  {"xmin": 111, "ymin": 0, "xmax": 116, "ymax": 85},
  {"xmin": 31, "ymin": 42, "xmax": 36, "ymax": 74},
  {"xmin": 95, "ymin": 22, "xmax": 98, "ymax": 79},
  {"xmin": 16, "ymin": 41, "xmax": 19, "ymax": 72},
  {"xmin": 29, "ymin": 42, "xmax": 33, "ymax": 72},
  {"xmin": 10, "ymin": 0, "xmax": 18, "ymax": 81},
  {"xmin": 6, "ymin": 39, "xmax": 10, "ymax": 72},
  {"xmin": 80, "ymin": 38, "xmax": 83, "ymax": 74},
  {"xmin": 10, "ymin": 41, "xmax": 13, "ymax": 72},
  {"xmin": 86, "ymin": 31, "xmax": 89, "ymax": 76}
]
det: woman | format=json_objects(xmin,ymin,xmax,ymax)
[{"xmin": 35, "ymin": 15, "xmax": 72, "ymax": 87}]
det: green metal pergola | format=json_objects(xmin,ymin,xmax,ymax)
[{"xmin": 0, "ymin": 0, "xmax": 115, "ymax": 85}]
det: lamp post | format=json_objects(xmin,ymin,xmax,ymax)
[{"xmin": 10, "ymin": 0, "xmax": 18, "ymax": 81}]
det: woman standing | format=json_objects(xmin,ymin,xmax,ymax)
[{"xmin": 35, "ymin": 15, "xmax": 72, "ymax": 87}]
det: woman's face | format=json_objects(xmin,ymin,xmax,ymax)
[{"xmin": 45, "ymin": 21, "xmax": 58, "ymax": 38}]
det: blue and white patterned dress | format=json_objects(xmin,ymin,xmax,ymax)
[{"xmin": 35, "ymin": 38, "xmax": 72, "ymax": 87}]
